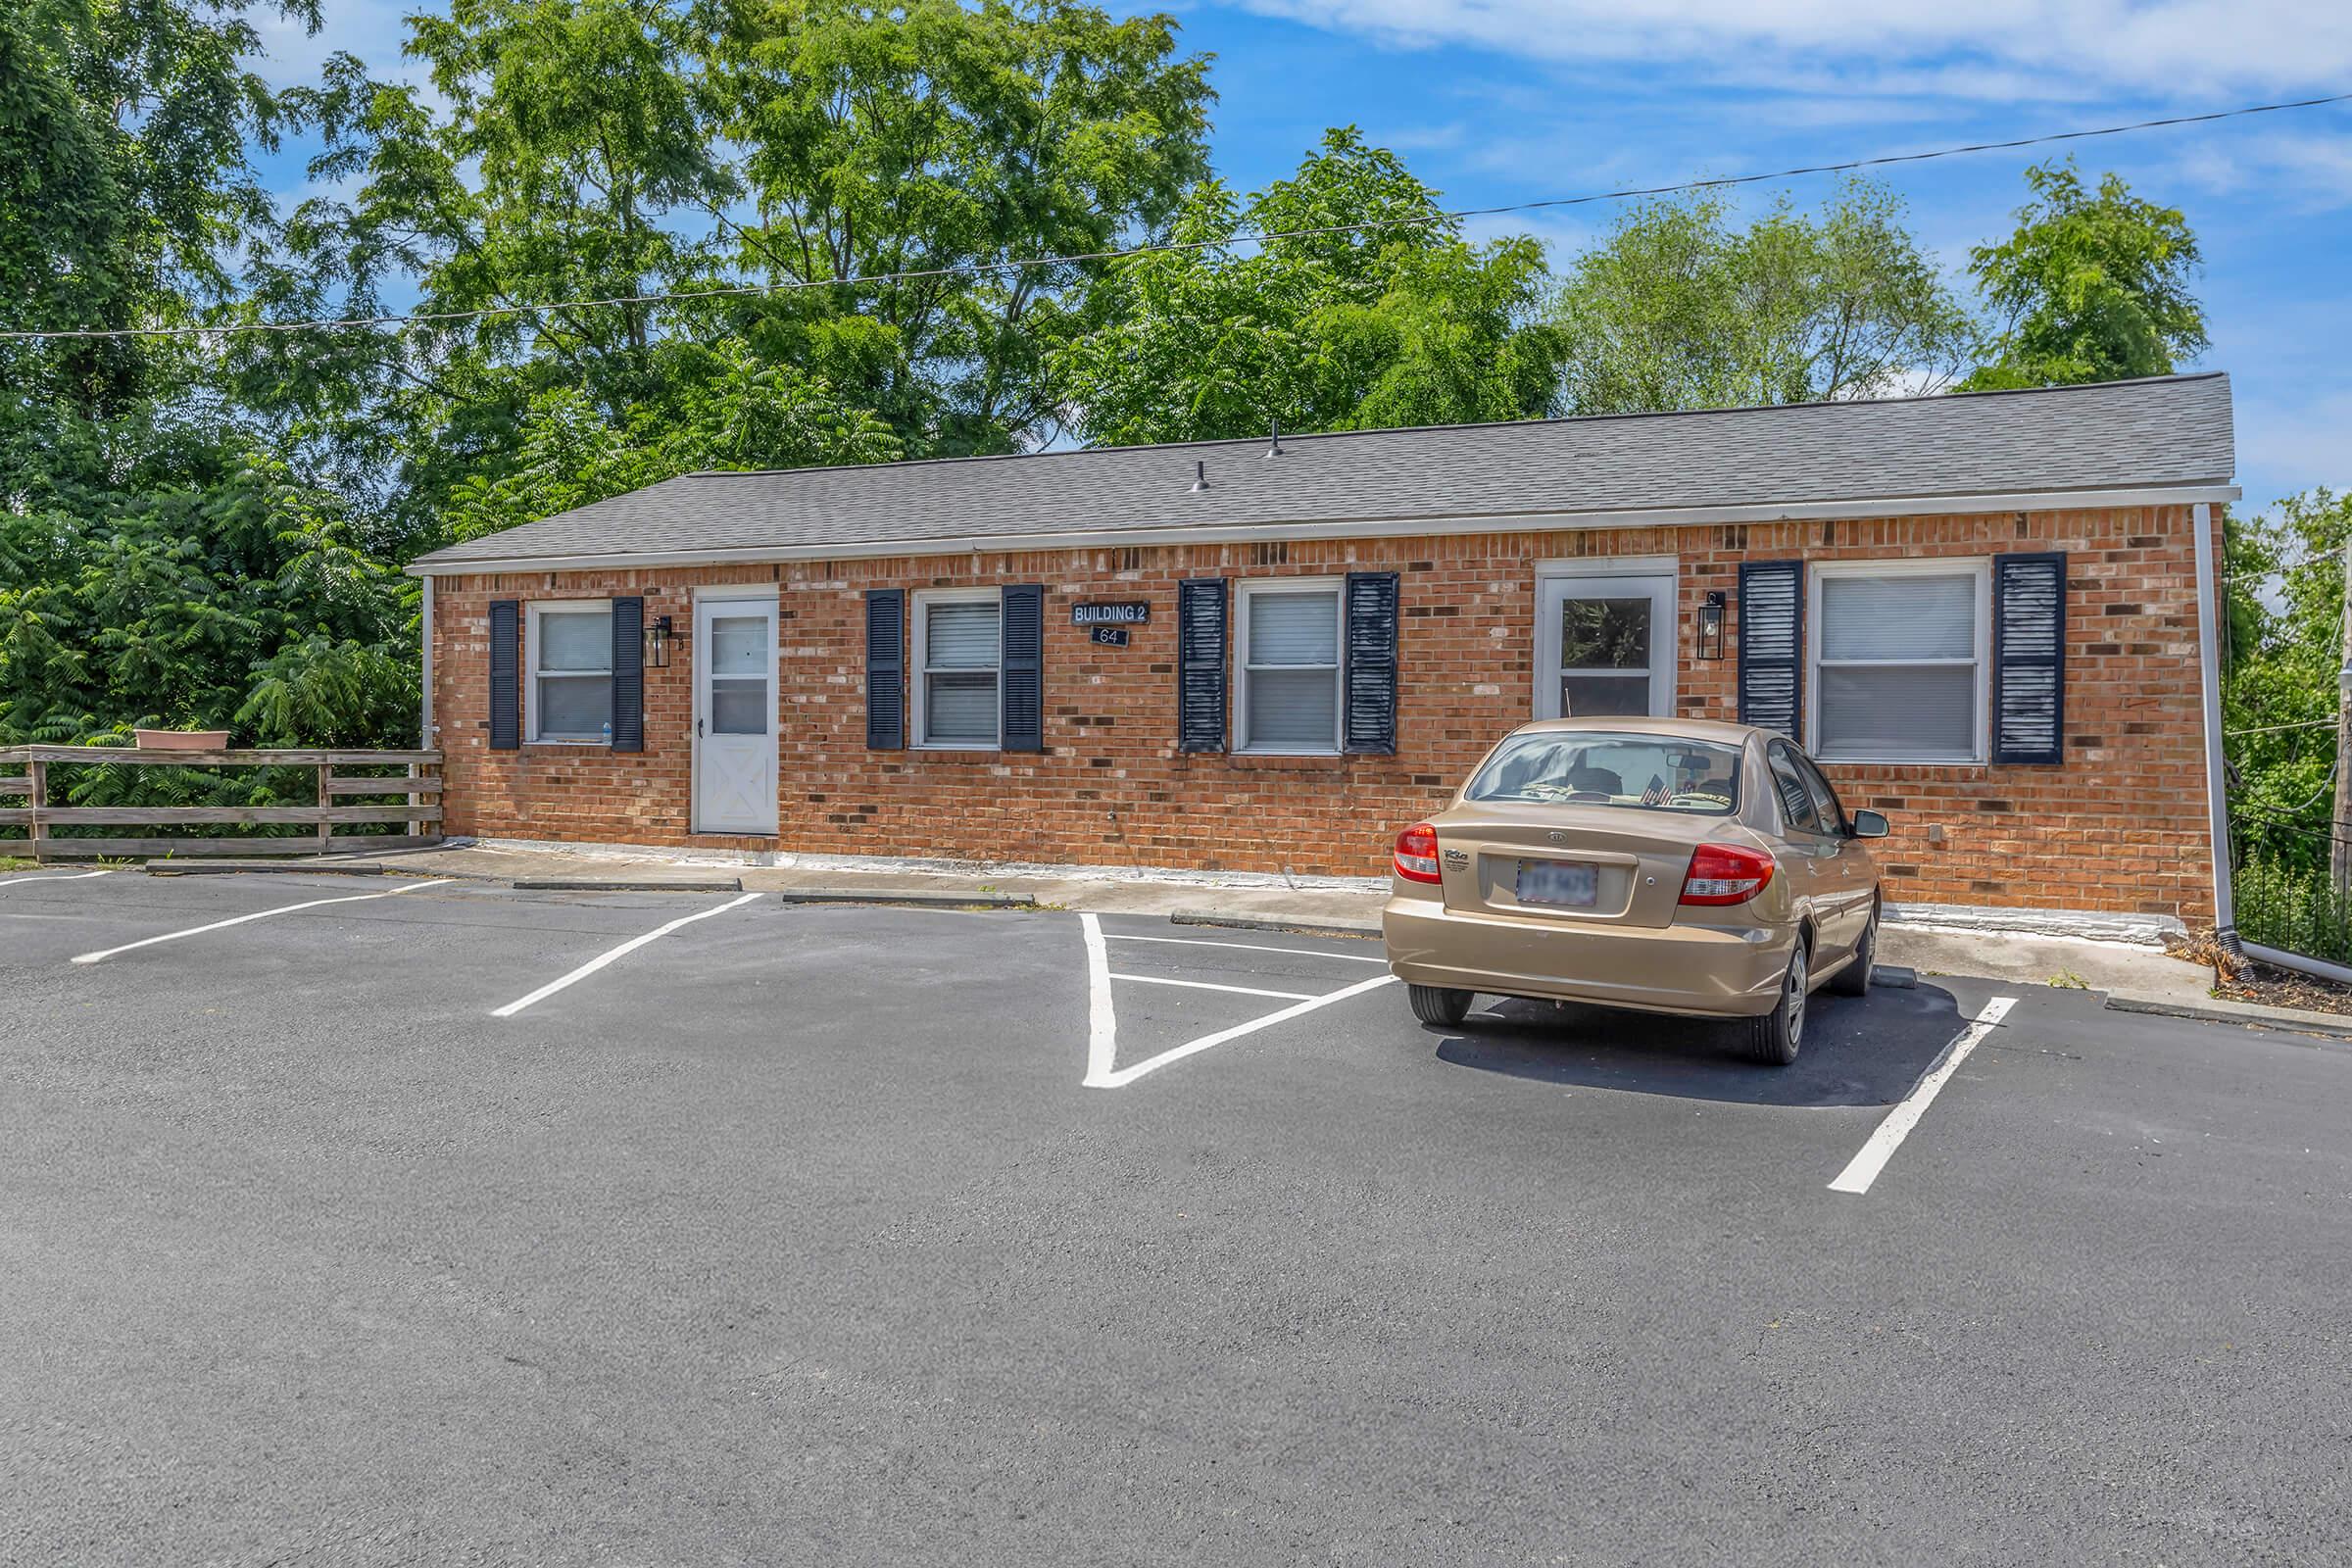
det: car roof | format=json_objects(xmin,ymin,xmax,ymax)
[{"xmin": 1500, "ymin": 716, "xmax": 1770, "ymax": 746}]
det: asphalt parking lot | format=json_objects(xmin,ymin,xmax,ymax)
[{"xmin": 5, "ymin": 867, "xmax": 2350, "ymax": 1565}]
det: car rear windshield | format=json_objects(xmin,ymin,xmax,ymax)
[{"xmin": 1465, "ymin": 733, "xmax": 1743, "ymax": 816}]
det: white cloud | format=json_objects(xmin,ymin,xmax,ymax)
[
  {"xmin": 2174, "ymin": 132, "xmax": 2352, "ymax": 213},
  {"xmin": 1227, "ymin": 1, "xmax": 2352, "ymax": 100}
]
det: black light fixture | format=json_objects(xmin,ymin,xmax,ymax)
[
  {"xmin": 645, "ymin": 613, "xmax": 676, "ymax": 668},
  {"xmin": 1696, "ymin": 591, "xmax": 1726, "ymax": 661}
]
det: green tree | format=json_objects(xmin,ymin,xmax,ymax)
[
  {"xmin": 2223, "ymin": 489, "xmax": 2352, "ymax": 872},
  {"xmin": 444, "ymin": 354, "xmax": 902, "ymax": 542},
  {"xmin": 0, "ymin": 0, "xmax": 425, "ymax": 764},
  {"xmin": 1054, "ymin": 127, "xmax": 1561, "ymax": 446},
  {"xmin": 1551, "ymin": 177, "xmax": 1972, "ymax": 415},
  {"xmin": 1962, "ymin": 160, "xmax": 2206, "ymax": 391},
  {"xmin": 703, "ymin": 0, "xmax": 1213, "ymax": 453}
]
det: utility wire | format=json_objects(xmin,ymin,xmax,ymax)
[
  {"xmin": 2, "ymin": 88, "xmax": 2346, "ymax": 345},
  {"xmin": 2226, "ymin": 716, "xmax": 2340, "ymax": 739}
]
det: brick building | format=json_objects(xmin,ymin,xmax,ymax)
[{"xmin": 408, "ymin": 373, "xmax": 2238, "ymax": 928}]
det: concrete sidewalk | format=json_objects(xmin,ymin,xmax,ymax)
[{"xmin": 273, "ymin": 837, "xmax": 2222, "ymax": 1008}]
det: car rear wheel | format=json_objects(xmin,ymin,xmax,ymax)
[
  {"xmin": 1739, "ymin": 936, "xmax": 1808, "ymax": 1066},
  {"xmin": 1829, "ymin": 904, "xmax": 1878, "ymax": 998},
  {"xmin": 1407, "ymin": 984, "xmax": 1474, "ymax": 1026}
]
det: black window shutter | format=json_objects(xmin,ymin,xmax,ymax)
[
  {"xmin": 1993, "ymin": 551, "xmax": 2067, "ymax": 764},
  {"xmin": 1738, "ymin": 561, "xmax": 1804, "ymax": 741},
  {"xmin": 610, "ymin": 596, "xmax": 644, "ymax": 753},
  {"xmin": 1343, "ymin": 570, "xmax": 1400, "ymax": 755},
  {"xmin": 488, "ymin": 599, "xmax": 520, "ymax": 751},
  {"xmin": 865, "ymin": 590, "xmax": 906, "ymax": 750},
  {"xmin": 1000, "ymin": 583, "xmax": 1045, "ymax": 753},
  {"xmin": 1176, "ymin": 577, "xmax": 1228, "ymax": 753}
]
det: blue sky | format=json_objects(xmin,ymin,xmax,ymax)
[{"xmin": 249, "ymin": 0, "xmax": 2351, "ymax": 514}]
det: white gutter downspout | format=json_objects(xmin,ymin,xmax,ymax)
[
  {"xmin": 2191, "ymin": 500, "xmax": 2235, "ymax": 940},
  {"xmin": 419, "ymin": 574, "xmax": 435, "ymax": 752}
]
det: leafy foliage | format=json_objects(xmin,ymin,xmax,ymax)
[
  {"xmin": 2223, "ymin": 489, "xmax": 2352, "ymax": 874},
  {"xmin": 1552, "ymin": 178, "xmax": 1973, "ymax": 414},
  {"xmin": 1054, "ymin": 128, "xmax": 1561, "ymax": 445},
  {"xmin": 2232, "ymin": 855, "xmax": 2352, "ymax": 966},
  {"xmin": 1962, "ymin": 160, "xmax": 2207, "ymax": 391},
  {"xmin": 444, "ymin": 357, "xmax": 903, "ymax": 543}
]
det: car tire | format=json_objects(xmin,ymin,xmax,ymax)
[
  {"xmin": 1407, "ymin": 984, "xmax": 1474, "ymax": 1026},
  {"xmin": 1829, "ymin": 904, "xmax": 1878, "ymax": 998},
  {"xmin": 1739, "ymin": 935, "xmax": 1808, "ymax": 1066}
]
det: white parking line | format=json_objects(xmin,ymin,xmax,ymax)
[
  {"xmin": 71, "ymin": 878, "xmax": 456, "ymax": 964},
  {"xmin": 1103, "ymin": 933, "xmax": 1388, "ymax": 964},
  {"xmin": 1829, "ymin": 996, "xmax": 2018, "ymax": 1196},
  {"xmin": 1080, "ymin": 912, "xmax": 1397, "ymax": 1089},
  {"xmin": 0, "ymin": 868, "xmax": 115, "ymax": 890},
  {"xmin": 492, "ymin": 892, "xmax": 762, "ymax": 1018},
  {"xmin": 1107, "ymin": 972, "xmax": 1316, "ymax": 1002}
]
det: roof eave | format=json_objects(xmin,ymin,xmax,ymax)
[{"xmin": 405, "ymin": 483, "xmax": 2242, "ymax": 578}]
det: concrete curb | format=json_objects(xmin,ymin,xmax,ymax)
[
  {"xmin": 145, "ymin": 859, "xmax": 387, "ymax": 877},
  {"xmin": 775, "ymin": 889, "xmax": 1038, "ymax": 909},
  {"xmin": 2105, "ymin": 990, "xmax": 2352, "ymax": 1044},
  {"xmin": 513, "ymin": 877, "xmax": 744, "ymax": 893},
  {"xmin": 1172, "ymin": 911, "xmax": 1382, "ymax": 940}
]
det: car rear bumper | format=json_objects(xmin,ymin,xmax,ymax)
[{"xmin": 1382, "ymin": 896, "xmax": 1792, "ymax": 1018}]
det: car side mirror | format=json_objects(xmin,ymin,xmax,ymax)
[{"xmin": 1849, "ymin": 808, "xmax": 1889, "ymax": 839}]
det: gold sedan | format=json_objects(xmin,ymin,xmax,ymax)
[{"xmin": 1382, "ymin": 717, "xmax": 1887, "ymax": 1064}]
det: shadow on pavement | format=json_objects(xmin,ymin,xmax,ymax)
[{"xmin": 1431, "ymin": 981, "xmax": 1967, "ymax": 1107}]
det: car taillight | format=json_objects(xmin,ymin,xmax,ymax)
[
  {"xmin": 1395, "ymin": 821, "xmax": 1443, "ymax": 884},
  {"xmin": 1679, "ymin": 843, "xmax": 1775, "ymax": 906}
]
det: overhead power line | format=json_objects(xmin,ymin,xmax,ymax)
[
  {"xmin": 2226, "ymin": 716, "xmax": 2341, "ymax": 740},
  {"xmin": 2, "ymin": 88, "xmax": 2345, "ymax": 345}
]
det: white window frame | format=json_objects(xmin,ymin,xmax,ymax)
[
  {"xmin": 1533, "ymin": 556, "xmax": 1680, "ymax": 720},
  {"xmin": 1807, "ymin": 557, "xmax": 1992, "ymax": 765},
  {"xmin": 911, "ymin": 587, "xmax": 1002, "ymax": 751},
  {"xmin": 525, "ymin": 600, "xmax": 613, "ymax": 745},
  {"xmin": 1235, "ymin": 576, "xmax": 1345, "ymax": 756}
]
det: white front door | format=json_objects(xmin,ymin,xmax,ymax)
[
  {"xmin": 693, "ymin": 595, "xmax": 779, "ymax": 834},
  {"xmin": 1536, "ymin": 573, "xmax": 1677, "ymax": 719}
]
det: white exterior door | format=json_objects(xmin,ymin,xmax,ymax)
[
  {"xmin": 693, "ymin": 595, "xmax": 779, "ymax": 834},
  {"xmin": 1536, "ymin": 573, "xmax": 1677, "ymax": 719}
]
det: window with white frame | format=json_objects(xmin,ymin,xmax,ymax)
[
  {"xmin": 915, "ymin": 591, "xmax": 1001, "ymax": 748},
  {"xmin": 1238, "ymin": 579, "xmax": 1342, "ymax": 754},
  {"xmin": 528, "ymin": 602, "xmax": 612, "ymax": 743},
  {"xmin": 1810, "ymin": 561, "xmax": 1988, "ymax": 763}
]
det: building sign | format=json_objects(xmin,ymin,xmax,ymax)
[
  {"xmin": 1089, "ymin": 625, "xmax": 1131, "ymax": 647},
  {"xmin": 1071, "ymin": 602, "xmax": 1150, "ymax": 627}
]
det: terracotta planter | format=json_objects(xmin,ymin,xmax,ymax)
[{"xmin": 133, "ymin": 728, "xmax": 232, "ymax": 751}]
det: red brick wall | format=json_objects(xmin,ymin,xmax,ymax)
[{"xmin": 428, "ymin": 504, "xmax": 2218, "ymax": 921}]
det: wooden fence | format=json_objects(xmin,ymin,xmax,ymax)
[{"xmin": 0, "ymin": 747, "xmax": 443, "ymax": 861}]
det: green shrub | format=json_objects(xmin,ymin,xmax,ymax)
[{"xmin": 2233, "ymin": 856, "xmax": 2352, "ymax": 965}]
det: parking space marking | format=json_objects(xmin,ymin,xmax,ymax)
[
  {"xmin": 1829, "ymin": 996, "xmax": 2017, "ymax": 1196},
  {"xmin": 1106, "ymin": 972, "xmax": 1317, "ymax": 1002},
  {"xmin": 491, "ymin": 891, "xmax": 763, "ymax": 1018},
  {"xmin": 0, "ymin": 868, "xmax": 115, "ymax": 890},
  {"xmin": 1081, "ymin": 912, "xmax": 1397, "ymax": 1089},
  {"xmin": 1103, "ymin": 933, "xmax": 1388, "ymax": 964},
  {"xmin": 69, "ymin": 878, "xmax": 457, "ymax": 964}
]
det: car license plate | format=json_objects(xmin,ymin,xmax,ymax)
[{"xmin": 1517, "ymin": 859, "xmax": 1598, "ymax": 907}]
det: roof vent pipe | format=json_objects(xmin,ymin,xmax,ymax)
[
  {"xmin": 1190, "ymin": 459, "xmax": 1208, "ymax": 492},
  {"xmin": 1266, "ymin": 418, "xmax": 1285, "ymax": 457}
]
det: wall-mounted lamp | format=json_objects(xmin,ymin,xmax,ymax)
[
  {"xmin": 645, "ymin": 613, "xmax": 676, "ymax": 668},
  {"xmin": 1696, "ymin": 591, "xmax": 1726, "ymax": 661}
]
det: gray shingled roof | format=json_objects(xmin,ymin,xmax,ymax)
[{"xmin": 411, "ymin": 372, "xmax": 2234, "ymax": 570}]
